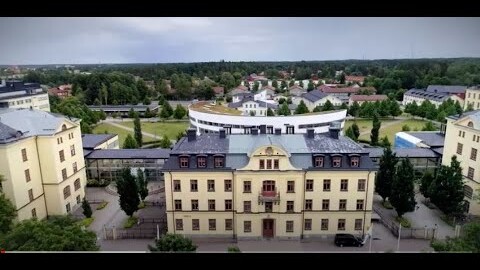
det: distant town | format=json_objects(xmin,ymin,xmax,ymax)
[{"xmin": 1, "ymin": 58, "xmax": 480, "ymax": 252}]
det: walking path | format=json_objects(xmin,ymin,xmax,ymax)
[{"xmin": 372, "ymin": 193, "xmax": 455, "ymax": 240}]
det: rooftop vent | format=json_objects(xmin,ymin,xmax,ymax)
[
  {"xmin": 329, "ymin": 121, "xmax": 341, "ymax": 139},
  {"xmin": 274, "ymin": 128, "xmax": 282, "ymax": 135},
  {"xmin": 307, "ymin": 129, "xmax": 315, "ymax": 139},
  {"xmin": 187, "ymin": 128, "xmax": 196, "ymax": 142},
  {"xmin": 251, "ymin": 128, "xmax": 259, "ymax": 135}
]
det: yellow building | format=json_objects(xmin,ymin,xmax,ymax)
[
  {"xmin": 164, "ymin": 125, "xmax": 376, "ymax": 240},
  {"xmin": 0, "ymin": 108, "xmax": 86, "ymax": 221},
  {"xmin": 442, "ymin": 110, "xmax": 480, "ymax": 216},
  {"xmin": 464, "ymin": 86, "xmax": 480, "ymax": 111}
]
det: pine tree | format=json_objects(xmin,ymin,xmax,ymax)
[
  {"xmin": 134, "ymin": 114, "xmax": 143, "ymax": 147},
  {"xmin": 123, "ymin": 134, "xmax": 138, "ymax": 149},
  {"xmin": 295, "ymin": 100, "xmax": 309, "ymax": 114},
  {"xmin": 160, "ymin": 135, "xmax": 172, "ymax": 148},
  {"xmin": 390, "ymin": 158, "xmax": 416, "ymax": 217},
  {"xmin": 160, "ymin": 101, "xmax": 173, "ymax": 119},
  {"xmin": 173, "ymin": 104, "xmax": 187, "ymax": 119},
  {"xmin": 375, "ymin": 147, "xmax": 398, "ymax": 203},
  {"xmin": 267, "ymin": 108, "xmax": 274, "ymax": 116},
  {"xmin": 278, "ymin": 103, "xmax": 291, "ymax": 116},
  {"xmin": 322, "ymin": 100, "xmax": 334, "ymax": 111},
  {"xmin": 348, "ymin": 101, "xmax": 360, "ymax": 117}
]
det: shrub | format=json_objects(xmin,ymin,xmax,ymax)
[
  {"xmin": 395, "ymin": 216, "xmax": 411, "ymax": 228},
  {"xmin": 123, "ymin": 216, "xmax": 138, "ymax": 229},
  {"xmin": 138, "ymin": 201, "xmax": 146, "ymax": 209},
  {"xmin": 78, "ymin": 217, "xmax": 95, "ymax": 227},
  {"xmin": 227, "ymin": 246, "xmax": 241, "ymax": 253},
  {"xmin": 382, "ymin": 200, "xmax": 394, "ymax": 209},
  {"xmin": 96, "ymin": 201, "xmax": 108, "ymax": 210}
]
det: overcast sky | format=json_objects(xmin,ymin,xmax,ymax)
[{"xmin": 0, "ymin": 17, "xmax": 479, "ymax": 65}]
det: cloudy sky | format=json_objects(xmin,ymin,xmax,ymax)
[{"xmin": 0, "ymin": 17, "xmax": 479, "ymax": 65}]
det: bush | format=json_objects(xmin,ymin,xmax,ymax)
[
  {"xmin": 395, "ymin": 216, "xmax": 411, "ymax": 228},
  {"xmin": 227, "ymin": 246, "xmax": 241, "ymax": 253},
  {"xmin": 86, "ymin": 178, "xmax": 110, "ymax": 187},
  {"xmin": 382, "ymin": 200, "xmax": 394, "ymax": 209},
  {"xmin": 96, "ymin": 201, "xmax": 108, "ymax": 210},
  {"xmin": 123, "ymin": 216, "xmax": 138, "ymax": 228},
  {"xmin": 138, "ymin": 201, "xmax": 146, "ymax": 209},
  {"xmin": 78, "ymin": 217, "xmax": 95, "ymax": 227}
]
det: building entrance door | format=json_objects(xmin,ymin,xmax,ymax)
[{"xmin": 263, "ymin": 219, "xmax": 274, "ymax": 238}]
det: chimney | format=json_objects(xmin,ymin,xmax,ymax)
[
  {"xmin": 329, "ymin": 122, "xmax": 341, "ymax": 139},
  {"xmin": 219, "ymin": 129, "xmax": 226, "ymax": 139},
  {"xmin": 307, "ymin": 129, "xmax": 314, "ymax": 139},
  {"xmin": 187, "ymin": 128, "xmax": 196, "ymax": 142},
  {"xmin": 259, "ymin": 125, "xmax": 266, "ymax": 134},
  {"xmin": 251, "ymin": 128, "xmax": 259, "ymax": 135},
  {"xmin": 274, "ymin": 128, "xmax": 282, "ymax": 135}
]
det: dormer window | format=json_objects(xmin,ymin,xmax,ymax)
[
  {"xmin": 350, "ymin": 156, "xmax": 360, "ymax": 167},
  {"xmin": 214, "ymin": 156, "xmax": 224, "ymax": 168},
  {"xmin": 179, "ymin": 156, "xmax": 189, "ymax": 168},
  {"xmin": 332, "ymin": 156, "xmax": 342, "ymax": 168},
  {"xmin": 62, "ymin": 124, "xmax": 67, "ymax": 131},
  {"xmin": 314, "ymin": 156, "xmax": 324, "ymax": 167},
  {"xmin": 197, "ymin": 156, "xmax": 207, "ymax": 168}
]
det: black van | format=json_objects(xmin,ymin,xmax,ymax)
[{"xmin": 334, "ymin": 234, "xmax": 364, "ymax": 247}]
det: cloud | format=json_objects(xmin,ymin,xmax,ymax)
[{"xmin": 0, "ymin": 17, "xmax": 479, "ymax": 64}]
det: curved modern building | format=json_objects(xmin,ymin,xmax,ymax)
[{"xmin": 188, "ymin": 102, "xmax": 347, "ymax": 134}]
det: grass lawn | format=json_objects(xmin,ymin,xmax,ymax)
[
  {"xmin": 381, "ymin": 119, "xmax": 438, "ymax": 144},
  {"xmin": 117, "ymin": 121, "xmax": 189, "ymax": 140},
  {"xmin": 345, "ymin": 118, "xmax": 435, "ymax": 144},
  {"xmin": 93, "ymin": 123, "xmax": 132, "ymax": 147},
  {"xmin": 92, "ymin": 123, "xmax": 156, "ymax": 147}
]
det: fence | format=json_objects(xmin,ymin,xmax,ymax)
[
  {"xmin": 373, "ymin": 205, "xmax": 436, "ymax": 240},
  {"xmin": 103, "ymin": 217, "xmax": 167, "ymax": 240}
]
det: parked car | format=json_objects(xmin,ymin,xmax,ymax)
[{"xmin": 334, "ymin": 233, "xmax": 364, "ymax": 247}]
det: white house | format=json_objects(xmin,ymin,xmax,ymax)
[{"xmin": 294, "ymin": 89, "xmax": 343, "ymax": 111}]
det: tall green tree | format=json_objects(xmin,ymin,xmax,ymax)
[
  {"xmin": 322, "ymin": 100, "xmax": 334, "ymax": 111},
  {"xmin": 345, "ymin": 126, "xmax": 356, "ymax": 141},
  {"xmin": 370, "ymin": 114, "xmax": 381, "ymax": 146},
  {"xmin": 116, "ymin": 168, "xmax": 140, "ymax": 217},
  {"xmin": 148, "ymin": 233, "xmax": 197, "ymax": 252},
  {"xmin": 389, "ymin": 99, "xmax": 402, "ymax": 118},
  {"xmin": 136, "ymin": 169, "xmax": 148, "ymax": 202},
  {"xmin": 134, "ymin": 114, "xmax": 143, "ymax": 147},
  {"xmin": 348, "ymin": 101, "xmax": 360, "ymax": 117},
  {"xmin": 160, "ymin": 101, "xmax": 173, "ymax": 119},
  {"xmin": 0, "ymin": 216, "xmax": 99, "ymax": 251},
  {"xmin": 253, "ymin": 82, "xmax": 259, "ymax": 92},
  {"xmin": 390, "ymin": 158, "xmax": 416, "ymax": 217},
  {"xmin": 295, "ymin": 100, "xmax": 310, "ymax": 114},
  {"xmin": 352, "ymin": 123, "xmax": 360, "ymax": 140},
  {"xmin": 173, "ymin": 104, "xmax": 187, "ymax": 120},
  {"xmin": 419, "ymin": 171, "xmax": 434, "ymax": 200},
  {"xmin": 429, "ymin": 155, "xmax": 465, "ymax": 216},
  {"xmin": 160, "ymin": 135, "xmax": 172, "ymax": 148},
  {"xmin": 82, "ymin": 198, "xmax": 92, "ymax": 218},
  {"xmin": 0, "ymin": 191, "xmax": 16, "ymax": 234},
  {"xmin": 128, "ymin": 108, "xmax": 135, "ymax": 118},
  {"xmin": 123, "ymin": 134, "xmax": 138, "ymax": 149},
  {"xmin": 100, "ymin": 83, "xmax": 108, "ymax": 105},
  {"xmin": 278, "ymin": 103, "xmax": 291, "ymax": 116},
  {"xmin": 375, "ymin": 147, "xmax": 398, "ymax": 203}
]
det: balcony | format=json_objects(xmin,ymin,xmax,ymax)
[{"xmin": 258, "ymin": 189, "xmax": 280, "ymax": 205}]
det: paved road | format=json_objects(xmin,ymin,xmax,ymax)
[{"xmin": 98, "ymin": 221, "xmax": 432, "ymax": 252}]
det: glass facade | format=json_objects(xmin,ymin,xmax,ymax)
[{"xmin": 86, "ymin": 158, "xmax": 166, "ymax": 182}]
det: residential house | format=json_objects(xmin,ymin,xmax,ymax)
[
  {"xmin": 348, "ymin": 95, "xmax": 388, "ymax": 106},
  {"xmin": 295, "ymin": 89, "xmax": 343, "ymax": 111}
]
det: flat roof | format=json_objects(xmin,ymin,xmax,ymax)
[
  {"xmin": 189, "ymin": 101, "xmax": 243, "ymax": 115},
  {"xmin": 82, "ymin": 134, "xmax": 118, "ymax": 149},
  {"xmin": 85, "ymin": 149, "xmax": 171, "ymax": 159}
]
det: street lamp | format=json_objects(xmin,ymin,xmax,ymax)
[{"xmin": 397, "ymin": 223, "xmax": 402, "ymax": 252}]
